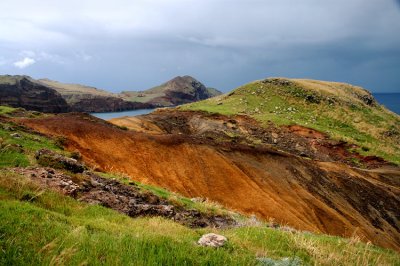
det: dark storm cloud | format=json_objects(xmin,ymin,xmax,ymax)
[{"xmin": 0, "ymin": 0, "xmax": 400, "ymax": 92}]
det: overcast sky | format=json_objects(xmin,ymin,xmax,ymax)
[{"xmin": 1, "ymin": 0, "xmax": 400, "ymax": 92}]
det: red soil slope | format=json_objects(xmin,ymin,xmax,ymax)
[{"xmin": 19, "ymin": 113, "xmax": 400, "ymax": 250}]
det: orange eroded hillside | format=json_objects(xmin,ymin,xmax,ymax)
[{"xmin": 19, "ymin": 113, "xmax": 400, "ymax": 251}]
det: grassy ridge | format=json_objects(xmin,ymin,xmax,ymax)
[{"xmin": 181, "ymin": 78, "xmax": 400, "ymax": 164}]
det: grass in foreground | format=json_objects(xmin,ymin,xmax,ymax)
[{"xmin": 0, "ymin": 170, "xmax": 398, "ymax": 266}]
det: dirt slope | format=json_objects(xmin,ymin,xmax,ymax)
[{"xmin": 18, "ymin": 113, "xmax": 400, "ymax": 251}]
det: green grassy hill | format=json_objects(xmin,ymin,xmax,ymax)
[
  {"xmin": 1, "ymin": 106, "xmax": 399, "ymax": 265},
  {"xmin": 181, "ymin": 78, "xmax": 400, "ymax": 164}
]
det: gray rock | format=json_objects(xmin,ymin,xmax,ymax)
[{"xmin": 198, "ymin": 233, "xmax": 227, "ymax": 247}]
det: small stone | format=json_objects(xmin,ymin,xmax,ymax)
[
  {"xmin": 46, "ymin": 172, "xmax": 54, "ymax": 178},
  {"xmin": 198, "ymin": 233, "xmax": 227, "ymax": 248},
  {"xmin": 59, "ymin": 181, "xmax": 70, "ymax": 187},
  {"xmin": 10, "ymin": 133, "xmax": 22, "ymax": 138}
]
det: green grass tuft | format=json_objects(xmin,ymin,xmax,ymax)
[
  {"xmin": 0, "ymin": 120, "xmax": 64, "ymax": 168},
  {"xmin": 0, "ymin": 106, "xmax": 17, "ymax": 115}
]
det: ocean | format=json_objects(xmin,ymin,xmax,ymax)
[
  {"xmin": 373, "ymin": 93, "xmax": 400, "ymax": 115},
  {"xmin": 91, "ymin": 108, "xmax": 156, "ymax": 120}
]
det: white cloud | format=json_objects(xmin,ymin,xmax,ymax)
[{"xmin": 13, "ymin": 57, "xmax": 36, "ymax": 69}]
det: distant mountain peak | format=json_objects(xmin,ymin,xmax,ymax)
[{"xmin": 121, "ymin": 76, "xmax": 222, "ymax": 107}]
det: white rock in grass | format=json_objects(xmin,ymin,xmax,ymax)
[{"xmin": 198, "ymin": 233, "xmax": 227, "ymax": 247}]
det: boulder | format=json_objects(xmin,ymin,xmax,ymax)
[{"xmin": 197, "ymin": 233, "xmax": 227, "ymax": 247}]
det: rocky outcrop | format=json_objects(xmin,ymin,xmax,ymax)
[
  {"xmin": 13, "ymin": 167, "xmax": 236, "ymax": 228},
  {"xmin": 35, "ymin": 149, "xmax": 86, "ymax": 173},
  {"xmin": 0, "ymin": 75, "xmax": 70, "ymax": 113}
]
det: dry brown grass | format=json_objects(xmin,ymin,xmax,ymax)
[
  {"xmin": 293, "ymin": 79, "xmax": 370, "ymax": 102},
  {"xmin": 292, "ymin": 233, "xmax": 396, "ymax": 266},
  {"xmin": 38, "ymin": 79, "xmax": 115, "ymax": 97}
]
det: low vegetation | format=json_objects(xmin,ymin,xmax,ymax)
[
  {"xmin": 182, "ymin": 78, "xmax": 400, "ymax": 164},
  {"xmin": 0, "ymin": 108, "xmax": 62, "ymax": 168}
]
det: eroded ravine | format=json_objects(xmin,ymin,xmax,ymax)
[{"xmin": 18, "ymin": 112, "xmax": 400, "ymax": 251}]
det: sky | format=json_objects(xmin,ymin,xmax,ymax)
[{"xmin": 0, "ymin": 0, "xmax": 400, "ymax": 93}]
